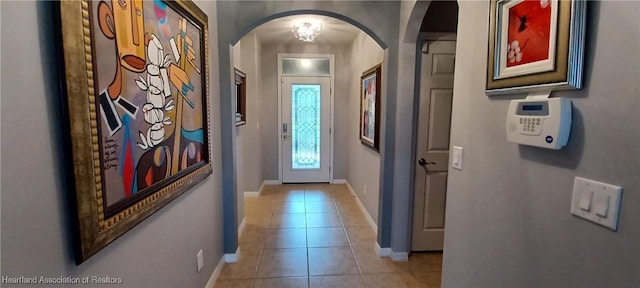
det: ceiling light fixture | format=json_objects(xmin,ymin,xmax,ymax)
[{"xmin": 292, "ymin": 22, "xmax": 322, "ymax": 43}]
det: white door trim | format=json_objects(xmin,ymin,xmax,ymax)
[
  {"xmin": 418, "ymin": 32, "xmax": 458, "ymax": 41},
  {"xmin": 277, "ymin": 53, "xmax": 335, "ymax": 183}
]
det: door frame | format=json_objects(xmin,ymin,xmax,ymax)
[
  {"xmin": 409, "ymin": 32, "xmax": 457, "ymax": 251},
  {"xmin": 277, "ymin": 53, "xmax": 335, "ymax": 183}
]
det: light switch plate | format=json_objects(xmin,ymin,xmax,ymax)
[
  {"xmin": 452, "ymin": 146, "xmax": 463, "ymax": 170},
  {"xmin": 196, "ymin": 249, "xmax": 204, "ymax": 272},
  {"xmin": 570, "ymin": 177, "xmax": 622, "ymax": 231}
]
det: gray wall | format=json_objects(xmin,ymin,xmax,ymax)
[
  {"xmin": 258, "ymin": 42, "xmax": 351, "ymax": 181},
  {"xmin": 232, "ymin": 41, "xmax": 245, "ymax": 230},
  {"xmin": 239, "ymin": 33, "xmax": 264, "ymax": 191},
  {"xmin": 0, "ymin": 1, "xmax": 225, "ymax": 287},
  {"xmin": 387, "ymin": 0, "xmax": 424, "ymax": 254},
  {"xmin": 442, "ymin": 1, "xmax": 640, "ymax": 286},
  {"xmin": 232, "ymin": 32, "xmax": 263, "ymax": 228},
  {"xmin": 234, "ymin": 33, "xmax": 264, "ymax": 192},
  {"xmin": 346, "ymin": 31, "xmax": 384, "ymax": 224}
]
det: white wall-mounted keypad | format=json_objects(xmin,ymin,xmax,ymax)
[{"xmin": 518, "ymin": 117, "xmax": 543, "ymax": 135}]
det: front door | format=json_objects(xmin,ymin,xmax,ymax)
[
  {"xmin": 411, "ymin": 39, "xmax": 456, "ymax": 251},
  {"xmin": 281, "ymin": 76, "xmax": 331, "ymax": 183}
]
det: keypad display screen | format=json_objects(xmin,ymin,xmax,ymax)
[
  {"xmin": 523, "ymin": 105, "xmax": 543, "ymax": 111},
  {"xmin": 516, "ymin": 101, "xmax": 549, "ymax": 116}
]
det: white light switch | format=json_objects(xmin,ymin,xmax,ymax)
[
  {"xmin": 578, "ymin": 190, "xmax": 592, "ymax": 211},
  {"xmin": 594, "ymin": 195, "xmax": 610, "ymax": 217},
  {"xmin": 452, "ymin": 146, "xmax": 463, "ymax": 170},
  {"xmin": 196, "ymin": 249, "xmax": 204, "ymax": 272},
  {"xmin": 570, "ymin": 177, "xmax": 622, "ymax": 231}
]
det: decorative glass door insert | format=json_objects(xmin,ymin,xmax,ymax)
[
  {"xmin": 281, "ymin": 76, "xmax": 331, "ymax": 183},
  {"xmin": 291, "ymin": 84, "xmax": 321, "ymax": 170}
]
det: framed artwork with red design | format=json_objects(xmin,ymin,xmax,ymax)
[
  {"xmin": 56, "ymin": 0, "xmax": 212, "ymax": 264},
  {"xmin": 486, "ymin": 0, "xmax": 586, "ymax": 95}
]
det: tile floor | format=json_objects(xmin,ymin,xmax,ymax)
[{"xmin": 215, "ymin": 184, "xmax": 442, "ymax": 288}]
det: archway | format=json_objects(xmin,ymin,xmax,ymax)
[
  {"xmin": 383, "ymin": 0, "xmax": 459, "ymax": 261},
  {"xmin": 231, "ymin": 11, "xmax": 387, "ymax": 49},
  {"xmin": 409, "ymin": 0, "xmax": 459, "ymax": 254},
  {"xmin": 215, "ymin": 2, "xmax": 402, "ymax": 256}
]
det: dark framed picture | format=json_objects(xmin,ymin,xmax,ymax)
[
  {"xmin": 486, "ymin": 0, "xmax": 586, "ymax": 95},
  {"xmin": 234, "ymin": 68, "xmax": 247, "ymax": 127},
  {"xmin": 359, "ymin": 64, "xmax": 382, "ymax": 152},
  {"xmin": 57, "ymin": 0, "xmax": 212, "ymax": 264}
]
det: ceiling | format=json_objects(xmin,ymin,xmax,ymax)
[{"xmin": 249, "ymin": 15, "xmax": 362, "ymax": 46}]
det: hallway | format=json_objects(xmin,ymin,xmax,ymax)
[{"xmin": 215, "ymin": 184, "xmax": 442, "ymax": 288}]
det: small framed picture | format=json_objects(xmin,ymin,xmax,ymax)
[
  {"xmin": 234, "ymin": 68, "xmax": 247, "ymax": 126},
  {"xmin": 359, "ymin": 64, "xmax": 382, "ymax": 152},
  {"xmin": 486, "ymin": 0, "xmax": 586, "ymax": 95}
]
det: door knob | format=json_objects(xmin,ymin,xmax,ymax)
[
  {"xmin": 418, "ymin": 158, "xmax": 435, "ymax": 166},
  {"xmin": 283, "ymin": 135, "xmax": 288, "ymax": 140}
]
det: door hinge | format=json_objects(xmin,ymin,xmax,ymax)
[
  {"xmin": 329, "ymin": 166, "xmax": 331, "ymax": 172},
  {"xmin": 422, "ymin": 42, "xmax": 429, "ymax": 54},
  {"xmin": 329, "ymin": 128, "xmax": 332, "ymax": 134}
]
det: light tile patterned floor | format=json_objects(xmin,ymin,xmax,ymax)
[{"xmin": 215, "ymin": 184, "xmax": 442, "ymax": 288}]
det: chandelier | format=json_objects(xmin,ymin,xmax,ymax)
[{"xmin": 292, "ymin": 22, "xmax": 323, "ymax": 42}]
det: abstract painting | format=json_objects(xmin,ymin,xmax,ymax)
[
  {"xmin": 57, "ymin": 0, "xmax": 212, "ymax": 263},
  {"xmin": 359, "ymin": 64, "xmax": 382, "ymax": 152}
]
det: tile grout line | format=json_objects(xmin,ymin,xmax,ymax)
[
  {"xmin": 245, "ymin": 205, "xmax": 263, "ymax": 287},
  {"xmin": 243, "ymin": 184, "xmax": 398, "ymax": 287},
  {"xmin": 250, "ymin": 198, "xmax": 269, "ymax": 288},
  {"xmin": 305, "ymin": 188, "xmax": 311, "ymax": 288},
  {"xmin": 332, "ymin": 190, "xmax": 365, "ymax": 276},
  {"xmin": 334, "ymin": 186, "xmax": 369, "ymax": 287}
]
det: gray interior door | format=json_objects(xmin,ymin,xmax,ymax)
[{"xmin": 411, "ymin": 39, "xmax": 456, "ymax": 251}]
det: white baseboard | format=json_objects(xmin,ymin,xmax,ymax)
[
  {"xmin": 345, "ymin": 181, "xmax": 394, "ymax": 259},
  {"xmin": 205, "ymin": 256, "xmax": 225, "ymax": 288},
  {"xmin": 245, "ymin": 179, "xmax": 281, "ymax": 197},
  {"xmin": 376, "ymin": 243, "xmax": 392, "ymax": 257},
  {"xmin": 373, "ymin": 243, "xmax": 407, "ymax": 261},
  {"xmin": 391, "ymin": 251, "xmax": 409, "ymax": 262},
  {"xmin": 331, "ymin": 179, "xmax": 347, "ymax": 184},
  {"xmin": 244, "ymin": 191, "xmax": 260, "ymax": 197},
  {"xmin": 223, "ymin": 247, "xmax": 241, "ymax": 263},
  {"xmin": 238, "ymin": 217, "xmax": 246, "ymax": 238},
  {"xmin": 345, "ymin": 182, "xmax": 378, "ymax": 233}
]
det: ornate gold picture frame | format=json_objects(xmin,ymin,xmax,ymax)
[
  {"xmin": 57, "ymin": 0, "xmax": 211, "ymax": 264},
  {"xmin": 486, "ymin": 0, "xmax": 586, "ymax": 95}
]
